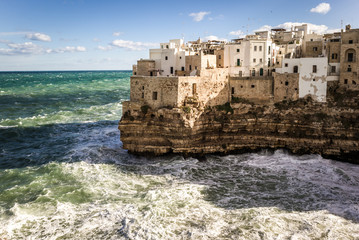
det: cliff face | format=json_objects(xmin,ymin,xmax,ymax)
[{"xmin": 119, "ymin": 89, "xmax": 359, "ymax": 164}]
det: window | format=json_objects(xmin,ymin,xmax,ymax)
[
  {"xmin": 348, "ymin": 53, "xmax": 354, "ymax": 62},
  {"xmin": 134, "ymin": 72, "xmax": 137, "ymax": 75},
  {"xmin": 313, "ymin": 79, "xmax": 316, "ymax": 82},
  {"xmin": 293, "ymin": 65, "xmax": 298, "ymax": 73},
  {"xmin": 349, "ymin": 40, "xmax": 353, "ymax": 44},
  {"xmin": 251, "ymin": 84, "xmax": 255, "ymax": 88},
  {"xmin": 352, "ymin": 80, "xmax": 357, "ymax": 85},
  {"xmin": 150, "ymin": 71, "xmax": 153, "ymax": 76},
  {"xmin": 181, "ymin": 67, "xmax": 185, "ymax": 71},
  {"xmin": 179, "ymin": 56, "xmax": 182, "ymax": 59},
  {"xmin": 252, "ymin": 70, "xmax": 255, "ymax": 76},
  {"xmin": 219, "ymin": 55, "xmax": 221, "ymax": 59},
  {"xmin": 165, "ymin": 56, "xmax": 168, "ymax": 60},
  {"xmin": 313, "ymin": 47, "xmax": 318, "ymax": 51},
  {"xmin": 268, "ymin": 46, "xmax": 271, "ymax": 54},
  {"xmin": 141, "ymin": 92, "xmax": 144, "ymax": 98},
  {"xmin": 237, "ymin": 59, "xmax": 240, "ymax": 66},
  {"xmin": 166, "ymin": 45, "xmax": 169, "ymax": 48},
  {"xmin": 192, "ymin": 83, "xmax": 197, "ymax": 95},
  {"xmin": 279, "ymin": 51, "xmax": 282, "ymax": 54},
  {"xmin": 312, "ymin": 65, "xmax": 317, "ymax": 73},
  {"xmin": 344, "ymin": 79, "xmax": 348, "ymax": 84},
  {"xmin": 189, "ymin": 65, "xmax": 192, "ymax": 71},
  {"xmin": 152, "ymin": 91, "xmax": 158, "ymax": 100},
  {"xmin": 253, "ymin": 58, "xmax": 256, "ymax": 63},
  {"xmin": 259, "ymin": 46, "xmax": 262, "ymax": 51},
  {"xmin": 254, "ymin": 46, "xmax": 257, "ymax": 51},
  {"xmin": 231, "ymin": 87, "xmax": 235, "ymax": 94},
  {"xmin": 348, "ymin": 65, "xmax": 352, "ymax": 72},
  {"xmin": 285, "ymin": 81, "xmax": 289, "ymax": 86},
  {"xmin": 142, "ymin": 86, "xmax": 144, "ymax": 90},
  {"xmin": 260, "ymin": 58, "xmax": 263, "ymax": 63},
  {"xmin": 285, "ymin": 63, "xmax": 288, "ymax": 67},
  {"xmin": 332, "ymin": 53, "xmax": 338, "ymax": 59},
  {"xmin": 331, "ymin": 66, "xmax": 336, "ymax": 73},
  {"xmin": 170, "ymin": 67, "xmax": 173, "ymax": 74},
  {"xmin": 195, "ymin": 66, "xmax": 197, "ymax": 70},
  {"xmin": 237, "ymin": 49, "xmax": 240, "ymax": 52}
]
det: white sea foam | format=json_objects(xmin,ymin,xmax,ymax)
[{"xmin": 1, "ymin": 151, "xmax": 359, "ymax": 239}]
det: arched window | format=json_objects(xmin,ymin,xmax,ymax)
[
  {"xmin": 293, "ymin": 65, "xmax": 298, "ymax": 73},
  {"xmin": 345, "ymin": 49, "xmax": 356, "ymax": 62}
]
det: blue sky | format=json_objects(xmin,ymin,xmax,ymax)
[{"xmin": 0, "ymin": 0, "xmax": 358, "ymax": 71}]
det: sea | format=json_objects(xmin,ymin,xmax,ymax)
[{"xmin": 0, "ymin": 71, "xmax": 359, "ymax": 239}]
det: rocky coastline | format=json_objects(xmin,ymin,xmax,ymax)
[{"xmin": 119, "ymin": 88, "xmax": 359, "ymax": 164}]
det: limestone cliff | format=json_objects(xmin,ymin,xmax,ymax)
[{"xmin": 119, "ymin": 88, "xmax": 359, "ymax": 164}]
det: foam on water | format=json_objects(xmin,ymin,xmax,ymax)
[{"xmin": 1, "ymin": 152, "xmax": 359, "ymax": 239}]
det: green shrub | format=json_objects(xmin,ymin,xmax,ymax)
[
  {"xmin": 182, "ymin": 106, "xmax": 191, "ymax": 113},
  {"xmin": 215, "ymin": 102, "xmax": 234, "ymax": 114},
  {"xmin": 141, "ymin": 105, "xmax": 150, "ymax": 114}
]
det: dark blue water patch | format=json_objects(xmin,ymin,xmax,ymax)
[{"xmin": 0, "ymin": 120, "xmax": 124, "ymax": 169}]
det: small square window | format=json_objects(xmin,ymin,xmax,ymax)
[
  {"xmin": 260, "ymin": 58, "xmax": 263, "ymax": 63},
  {"xmin": 152, "ymin": 92, "xmax": 158, "ymax": 100},
  {"xmin": 253, "ymin": 58, "xmax": 256, "ymax": 63},
  {"xmin": 259, "ymin": 46, "xmax": 262, "ymax": 51},
  {"xmin": 349, "ymin": 40, "xmax": 353, "ymax": 44},
  {"xmin": 165, "ymin": 56, "xmax": 168, "ymax": 60},
  {"xmin": 344, "ymin": 79, "xmax": 348, "ymax": 84},
  {"xmin": 285, "ymin": 81, "xmax": 289, "ymax": 86},
  {"xmin": 312, "ymin": 65, "xmax": 317, "ymax": 73},
  {"xmin": 254, "ymin": 46, "xmax": 257, "ymax": 51},
  {"xmin": 251, "ymin": 85, "xmax": 255, "ymax": 88},
  {"xmin": 237, "ymin": 49, "xmax": 240, "ymax": 52},
  {"xmin": 285, "ymin": 63, "xmax": 288, "ymax": 67},
  {"xmin": 313, "ymin": 47, "xmax": 318, "ymax": 51}
]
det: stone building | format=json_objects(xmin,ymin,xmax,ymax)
[{"xmin": 340, "ymin": 25, "xmax": 359, "ymax": 89}]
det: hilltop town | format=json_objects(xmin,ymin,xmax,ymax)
[
  {"xmin": 124, "ymin": 24, "xmax": 358, "ymax": 111},
  {"xmin": 119, "ymin": 24, "xmax": 359, "ymax": 162}
]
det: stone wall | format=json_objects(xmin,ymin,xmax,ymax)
[
  {"xmin": 229, "ymin": 77, "xmax": 273, "ymax": 103},
  {"xmin": 305, "ymin": 41, "xmax": 323, "ymax": 57},
  {"xmin": 130, "ymin": 76, "xmax": 179, "ymax": 109},
  {"xmin": 273, "ymin": 73, "xmax": 299, "ymax": 102},
  {"xmin": 136, "ymin": 60, "xmax": 156, "ymax": 76}
]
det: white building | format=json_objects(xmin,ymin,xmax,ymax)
[
  {"xmin": 149, "ymin": 39, "xmax": 195, "ymax": 76},
  {"xmin": 277, "ymin": 57, "xmax": 328, "ymax": 102},
  {"xmin": 224, "ymin": 32, "xmax": 276, "ymax": 77}
]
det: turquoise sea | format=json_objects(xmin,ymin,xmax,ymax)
[{"xmin": 0, "ymin": 71, "xmax": 359, "ymax": 239}]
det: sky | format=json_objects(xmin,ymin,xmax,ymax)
[{"xmin": 0, "ymin": 0, "xmax": 358, "ymax": 71}]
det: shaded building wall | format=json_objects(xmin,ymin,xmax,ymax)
[
  {"xmin": 229, "ymin": 77, "xmax": 273, "ymax": 103},
  {"xmin": 273, "ymin": 73, "xmax": 299, "ymax": 102}
]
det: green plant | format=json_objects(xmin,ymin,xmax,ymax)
[
  {"xmin": 141, "ymin": 105, "xmax": 150, "ymax": 114},
  {"xmin": 215, "ymin": 102, "xmax": 234, "ymax": 114},
  {"xmin": 182, "ymin": 106, "xmax": 191, "ymax": 113}
]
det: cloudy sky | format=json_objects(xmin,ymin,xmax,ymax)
[{"xmin": 0, "ymin": 0, "xmax": 358, "ymax": 71}]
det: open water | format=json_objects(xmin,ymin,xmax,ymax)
[{"xmin": 0, "ymin": 71, "xmax": 358, "ymax": 239}]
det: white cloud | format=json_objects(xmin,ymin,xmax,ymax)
[
  {"xmin": 93, "ymin": 38, "xmax": 101, "ymax": 42},
  {"xmin": 110, "ymin": 39, "xmax": 157, "ymax": 51},
  {"xmin": 0, "ymin": 42, "xmax": 47, "ymax": 55},
  {"xmin": 310, "ymin": 3, "xmax": 331, "ymax": 14},
  {"xmin": 52, "ymin": 46, "xmax": 86, "ymax": 53},
  {"xmin": 0, "ymin": 31, "xmax": 30, "ymax": 36},
  {"xmin": 254, "ymin": 22, "xmax": 339, "ymax": 35},
  {"xmin": 189, "ymin": 11, "xmax": 211, "ymax": 22},
  {"xmin": 0, "ymin": 41, "xmax": 86, "ymax": 55},
  {"xmin": 97, "ymin": 45, "xmax": 113, "ymax": 51},
  {"xmin": 25, "ymin": 33, "xmax": 52, "ymax": 42},
  {"xmin": 113, "ymin": 32, "xmax": 123, "ymax": 36},
  {"xmin": 203, "ymin": 35, "xmax": 227, "ymax": 42},
  {"xmin": 229, "ymin": 30, "xmax": 245, "ymax": 37}
]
